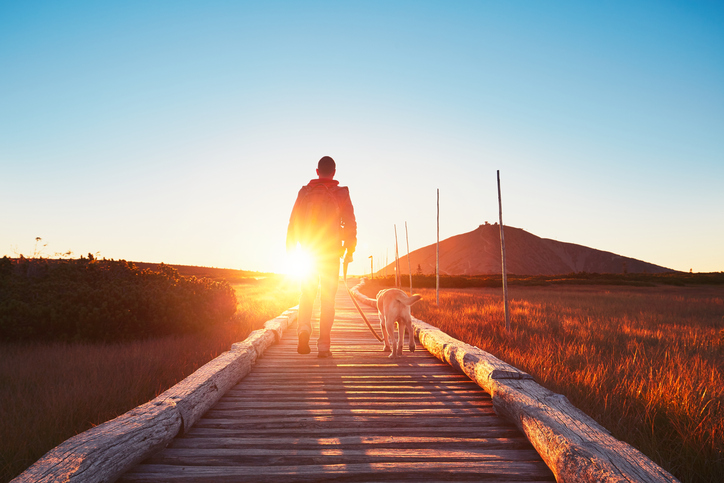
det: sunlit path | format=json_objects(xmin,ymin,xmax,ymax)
[{"xmin": 120, "ymin": 282, "xmax": 554, "ymax": 482}]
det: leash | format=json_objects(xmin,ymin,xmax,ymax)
[{"xmin": 343, "ymin": 259, "xmax": 383, "ymax": 342}]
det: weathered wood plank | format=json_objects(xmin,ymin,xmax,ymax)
[
  {"xmin": 143, "ymin": 447, "xmax": 547, "ymax": 466},
  {"xmin": 239, "ymin": 373, "xmax": 470, "ymax": 378},
  {"xmin": 211, "ymin": 399, "xmax": 490, "ymax": 409},
  {"xmin": 202, "ymin": 418, "xmax": 499, "ymax": 432},
  {"xmin": 228, "ymin": 381, "xmax": 480, "ymax": 388},
  {"xmin": 186, "ymin": 421, "xmax": 527, "ymax": 441},
  {"xmin": 202, "ymin": 407, "xmax": 496, "ymax": 418},
  {"xmin": 223, "ymin": 390, "xmax": 485, "ymax": 398},
  {"xmin": 224, "ymin": 385, "xmax": 483, "ymax": 393},
  {"xmin": 121, "ymin": 460, "xmax": 554, "ymax": 483},
  {"xmin": 199, "ymin": 412, "xmax": 500, "ymax": 425},
  {"xmin": 221, "ymin": 394, "xmax": 486, "ymax": 401},
  {"xmin": 169, "ymin": 435, "xmax": 534, "ymax": 449}
]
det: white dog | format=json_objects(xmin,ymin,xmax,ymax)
[{"xmin": 376, "ymin": 288, "xmax": 422, "ymax": 358}]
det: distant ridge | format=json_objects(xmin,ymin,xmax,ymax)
[
  {"xmin": 379, "ymin": 224, "xmax": 676, "ymax": 276},
  {"xmin": 133, "ymin": 263, "xmax": 272, "ymax": 282}
]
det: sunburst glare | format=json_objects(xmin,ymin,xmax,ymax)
[{"xmin": 285, "ymin": 246, "xmax": 314, "ymax": 281}]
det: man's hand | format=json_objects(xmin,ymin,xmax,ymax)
[{"xmin": 344, "ymin": 252, "xmax": 354, "ymax": 264}]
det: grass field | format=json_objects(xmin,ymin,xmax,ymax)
[
  {"xmin": 0, "ymin": 276, "xmax": 299, "ymax": 483},
  {"xmin": 360, "ymin": 280, "xmax": 723, "ymax": 483},
  {"xmin": 363, "ymin": 285, "xmax": 724, "ymax": 483}
]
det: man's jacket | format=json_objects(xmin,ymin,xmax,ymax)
[{"xmin": 286, "ymin": 178, "xmax": 357, "ymax": 258}]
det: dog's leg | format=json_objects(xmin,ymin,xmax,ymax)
[
  {"xmin": 387, "ymin": 319, "xmax": 398, "ymax": 358},
  {"xmin": 406, "ymin": 318, "xmax": 416, "ymax": 353},
  {"xmin": 378, "ymin": 310, "xmax": 391, "ymax": 352},
  {"xmin": 396, "ymin": 318, "xmax": 406, "ymax": 357}
]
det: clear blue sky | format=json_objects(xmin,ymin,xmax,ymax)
[{"xmin": 1, "ymin": 1, "xmax": 722, "ymax": 274}]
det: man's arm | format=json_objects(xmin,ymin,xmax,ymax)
[
  {"xmin": 337, "ymin": 187, "xmax": 357, "ymax": 261},
  {"xmin": 286, "ymin": 188, "xmax": 305, "ymax": 253}
]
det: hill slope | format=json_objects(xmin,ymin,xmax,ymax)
[{"xmin": 381, "ymin": 224, "xmax": 675, "ymax": 276}]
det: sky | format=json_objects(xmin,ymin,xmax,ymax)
[{"xmin": 1, "ymin": 1, "xmax": 722, "ymax": 275}]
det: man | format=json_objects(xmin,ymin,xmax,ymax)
[{"xmin": 287, "ymin": 156, "xmax": 357, "ymax": 358}]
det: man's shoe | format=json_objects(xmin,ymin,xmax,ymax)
[
  {"xmin": 297, "ymin": 332, "xmax": 311, "ymax": 354},
  {"xmin": 317, "ymin": 350, "xmax": 333, "ymax": 358}
]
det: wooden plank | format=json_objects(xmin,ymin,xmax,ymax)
[
  {"xmin": 121, "ymin": 461, "xmax": 554, "ymax": 483},
  {"xmin": 221, "ymin": 392, "xmax": 487, "ymax": 399},
  {"xmin": 205, "ymin": 408, "xmax": 499, "ymax": 418},
  {"xmin": 184, "ymin": 426, "xmax": 525, "ymax": 438},
  {"xmin": 191, "ymin": 415, "xmax": 508, "ymax": 429},
  {"xmin": 228, "ymin": 383, "xmax": 481, "ymax": 390},
  {"xmin": 238, "ymin": 373, "xmax": 469, "ymax": 378},
  {"xmin": 222, "ymin": 390, "xmax": 486, "ymax": 397},
  {"xmin": 169, "ymin": 435, "xmax": 534, "ymax": 449},
  {"xmin": 143, "ymin": 447, "xmax": 547, "ymax": 465},
  {"xmin": 211, "ymin": 399, "xmax": 490, "ymax": 409},
  {"xmin": 225, "ymin": 383, "xmax": 481, "ymax": 390}
]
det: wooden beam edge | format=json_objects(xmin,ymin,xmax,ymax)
[
  {"xmin": 349, "ymin": 280, "xmax": 678, "ymax": 483},
  {"xmin": 11, "ymin": 306, "xmax": 299, "ymax": 483}
]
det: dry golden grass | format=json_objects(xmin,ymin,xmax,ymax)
[
  {"xmin": 0, "ymin": 276, "xmax": 299, "ymax": 483},
  {"xmin": 360, "ymin": 282, "xmax": 723, "ymax": 483}
]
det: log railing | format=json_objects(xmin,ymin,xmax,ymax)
[
  {"xmin": 11, "ymin": 309, "xmax": 298, "ymax": 483},
  {"xmin": 349, "ymin": 279, "xmax": 679, "ymax": 483}
]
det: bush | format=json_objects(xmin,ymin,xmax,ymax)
[{"xmin": 0, "ymin": 256, "xmax": 237, "ymax": 342}]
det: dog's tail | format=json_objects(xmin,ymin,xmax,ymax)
[{"xmin": 401, "ymin": 294, "xmax": 422, "ymax": 306}]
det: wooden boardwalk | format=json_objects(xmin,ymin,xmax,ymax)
[{"xmin": 120, "ymin": 284, "xmax": 555, "ymax": 482}]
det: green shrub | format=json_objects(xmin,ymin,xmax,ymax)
[{"xmin": 0, "ymin": 256, "xmax": 237, "ymax": 342}]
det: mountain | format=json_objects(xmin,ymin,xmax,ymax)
[{"xmin": 379, "ymin": 224, "xmax": 676, "ymax": 276}]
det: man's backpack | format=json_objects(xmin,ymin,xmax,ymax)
[{"xmin": 294, "ymin": 183, "xmax": 342, "ymax": 253}]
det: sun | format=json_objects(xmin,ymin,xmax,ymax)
[{"xmin": 285, "ymin": 246, "xmax": 314, "ymax": 281}]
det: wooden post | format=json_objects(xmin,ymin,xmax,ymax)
[
  {"xmin": 394, "ymin": 224, "xmax": 401, "ymax": 289},
  {"xmin": 436, "ymin": 189, "xmax": 440, "ymax": 306},
  {"xmin": 369, "ymin": 255, "xmax": 373, "ymax": 279},
  {"xmin": 497, "ymin": 170, "xmax": 511, "ymax": 333},
  {"xmin": 405, "ymin": 221, "xmax": 412, "ymax": 295}
]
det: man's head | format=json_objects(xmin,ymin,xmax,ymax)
[{"xmin": 317, "ymin": 156, "xmax": 336, "ymax": 179}]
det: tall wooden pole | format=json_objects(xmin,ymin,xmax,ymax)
[
  {"xmin": 394, "ymin": 224, "xmax": 401, "ymax": 289},
  {"xmin": 497, "ymin": 170, "xmax": 511, "ymax": 333},
  {"xmin": 436, "ymin": 188, "xmax": 440, "ymax": 306},
  {"xmin": 369, "ymin": 255, "xmax": 373, "ymax": 279},
  {"xmin": 405, "ymin": 221, "xmax": 412, "ymax": 295}
]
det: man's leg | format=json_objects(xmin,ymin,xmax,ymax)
[
  {"xmin": 297, "ymin": 272, "xmax": 318, "ymax": 354},
  {"xmin": 317, "ymin": 257, "xmax": 340, "ymax": 356}
]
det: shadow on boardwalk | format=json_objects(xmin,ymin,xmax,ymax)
[{"xmin": 120, "ymin": 283, "xmax": 554, "ymax": 482}]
